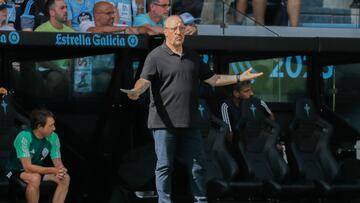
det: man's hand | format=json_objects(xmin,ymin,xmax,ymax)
[
  {"xmin": 240, "ymin": 68, "xmax": 263, "ymax": 82},
  {"xmin": 55, "ymin": 167, "xmax": 68, "ymax": 180},
  {"xmin": 127, "ymin": 89, "xmax": 140, "ymax": 100},
  {"xmin": 184, "ymin": 25, "xmax": 197, "ymax": 35},
  {"xmin": 0, "ymin": 87, "xmax": 8, "ymax": 98},
  {"xmin": 121, "ymin": 78, "xmax": 151, "ymax": 100},
  {"xmin": 276, "ymin": 143, "xmax": 284, "ymax": 151},
  {"xmin": 120, "ymin": 88, "xmax": 141, "ymax": 100},
  {"xmin": 125, "ymin": 27, "xmax": 140, "ymax": 34}
]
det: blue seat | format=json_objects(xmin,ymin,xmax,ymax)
[
  {"xmin": 288, "ymin": 98, "xmax": 360, "ymax": 201},
  {"xmin": 200, "ymin": 98, "xmax": 265, "ymax": 201},
  {"xmin": 0, "ymin": 93, "xmax": 22, "ymax": 201},
  {"xmin": 231, "ymin": 97, "xmax": 314, "ymax": 201}
]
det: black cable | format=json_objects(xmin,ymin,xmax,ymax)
[{"xmin": 221, "ymin": 0, "xmax": 280, "ymax": 37}]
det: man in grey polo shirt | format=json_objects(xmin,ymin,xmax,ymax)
[{"xmin": 125, "ymin": 15, "xmax": 263, "ymax": 203}]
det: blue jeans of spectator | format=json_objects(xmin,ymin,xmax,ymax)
[{"xmin": 152, "ymin": 128, "xmax": 207, "ymax": 203}]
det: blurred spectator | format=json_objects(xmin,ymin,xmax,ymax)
[
  {"xmin": 103, "ymin": 0, "xmax": 148, "ymax": 25},
  {"xmin": 96, "ymin": 0, "xmax": 120, "ymax": 25},
  {"xmin": 172, "ymin": 0, "xmax": 202, "ymax": 18},
  {"xmin": 0, "ymin": 2, "xmax": 15, "ymax": 30},
  {"xmin": 133, "ymin": 0, "xmax": 146, "ymax": 15},
  {"xmin": 220, "ymin": 81, "xmax": 274, "ymax": 141},
  {"xmin": 200, "ymin": 0, "xmax": 233, "ymax": 24},
  {"xmin": 102, "ymin": 0, "xmax": 133, "ymax": 26},
  {"xmin": 133, "ymin": 0, "xmax": 197, "ymax": 35},
  {"xmin": 0, "ymin": 0, "xmax": 16, "ymax": 28},
  {"xmin": 80, "ymin": 1, "xmax": 138, "ymax": 33},
  {"xmin": 235, "ymin": 0, "xmax": 266, "ymax": 25},
  {"xmin": 19, "ymin": 0, "xmax": 48, "ymax": 31},
  {"xmin": 35, "ymin": 0, "xmax": 73, "ymax": 34},
  {"xmin": 133, "ymin": 0, "xmax": 168, "ymax": 34},
  {"xmin": 65, "ymin": 0, "xmax": 98, "ymax": 31},
  {"xmin": 35, "ymin": 0, "xmax": 74, "ymax": 96},
  {"xmin": 235, "ymin": 0, "xmax": 300, "ymax": 26},
  {"xmin": 286, "ymin": 0, "xmax": 300, "ymax": 27}
]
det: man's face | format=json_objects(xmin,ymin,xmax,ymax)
[
  {"xmin": 0, "ymin": 9, "xmax": 7, "ymax": 25},
  {"xmin": 152, "ymin": 0, "xmax": 170, "ymax": 19},
  {"xmin": 38, "ymin": 117, "xmax": 56, "ymax": 137},
  {"xmin": 95, "ymin": 3, "xmax": 115, "ymax": 26},
  {"xmin": 51, "ymin": 0, "xmax": 68, "ymax": 23},
  {"xmin": 234, "ymin": 85, "xmax": 254, "ymax": 100},
  {"xmin": 164, "ymin": 17, "xmax": 185, "ymax": 47}
]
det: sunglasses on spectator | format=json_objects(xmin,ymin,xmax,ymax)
[{"xmin": 97, "ymin": 11, "xmax": 115, "ymax": 16}]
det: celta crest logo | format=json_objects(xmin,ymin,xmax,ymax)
[
  {"xmin": 1, "ymin": 100, "xmax": 8, "ymax": 114},
  {"xmin": 250, "ymin": 104, "xmax": 256, "ymax": 118},
  {"xmin": 304, "ymin": 103, "xmax": 310, "ymax": 117},
  {"xmin": 127, "ymin": 35, "xmax": 139, "ymax": 47}
]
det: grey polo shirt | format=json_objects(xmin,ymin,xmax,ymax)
[{"xmin": 140, "ymin": 44, "xmax": 214, "ymax": 129}]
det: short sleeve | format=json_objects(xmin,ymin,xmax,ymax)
[
  {"xmin": 198, "ymin": 56, "xmax": 214, "ymax": 81},
  {"xmin": 14, "ymin": 131, "xmax": 31, "ymax": 158},
  {"xmin": 140, "ymin": 51, "xmax": 157, "ymax": 82},
  {"xmin": 47, "ymin": 133, "xmax": 61, "ymax": 159},
  {"xmin": 7, "ymin": 6, "xmax": 16, "ymax": 24},
  {"xmin": 133, "ymin": 14, "xmax": 148, "ymax": 26}
]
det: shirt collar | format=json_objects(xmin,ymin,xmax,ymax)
[{"xmin": 161, "ymin": 43, "xmax": 185, "ymax": 56}]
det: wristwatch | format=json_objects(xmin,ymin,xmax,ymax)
[{"xmin": 236, "ymin": 74, "xmax": 241, "ymax": 83}]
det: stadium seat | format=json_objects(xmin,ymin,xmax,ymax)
[
  {"xmin": 288, "ymin": 98, "xmax": 360, "ymax": 201},
  {"xmin": 231, "ymin": 97, "xmax": 314, "ymax": 201},
  {"xmin": 0, "ymin": 93, "xmax": 24, "ymax": 200},
  {"xmin": 199, "ymin": 98, "xmax": 264, "ymax": 201}
]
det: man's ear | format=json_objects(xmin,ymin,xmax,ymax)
[
  {"xmin": 150, "ymin": 4, "xmax": 155, "ymax": 11},
  {"xmin": 233, "ymin": 90, "xmax": 239, "ymax": 97},
  {"xmin": 49, "ymin": 9, "xmax": 55, "ymax": 17}
]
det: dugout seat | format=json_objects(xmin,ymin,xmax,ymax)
[
  {"xmin": 288, "ymin": 98, "xmax": 360, "ymax": 201},
  {"xmin": 231, "ymin": 97, "xmax": 314, "ymax": 201},
  {"xmin": 200, "ymin": 98, "xmax": 265, "ymax": 201}
]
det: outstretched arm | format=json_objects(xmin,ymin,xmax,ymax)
[
  {"xmin": 127, "ymin": 78, "xmax": 151, "ymax": 100},
  {"xmin": 204, "ymin": 68, "xmax": 263, "ymax": 87}
]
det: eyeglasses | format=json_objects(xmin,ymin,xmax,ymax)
[
  {"xmin": 97, "ymin": 11, "xmax": 115, "ymax": 16},
  {"xmin": 154, "ymin": 3, "xmax": 171, "ymax": 8},
  {"xmin": 165, "ymin": 26, "xmax": 186, "ymax": 32}
]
